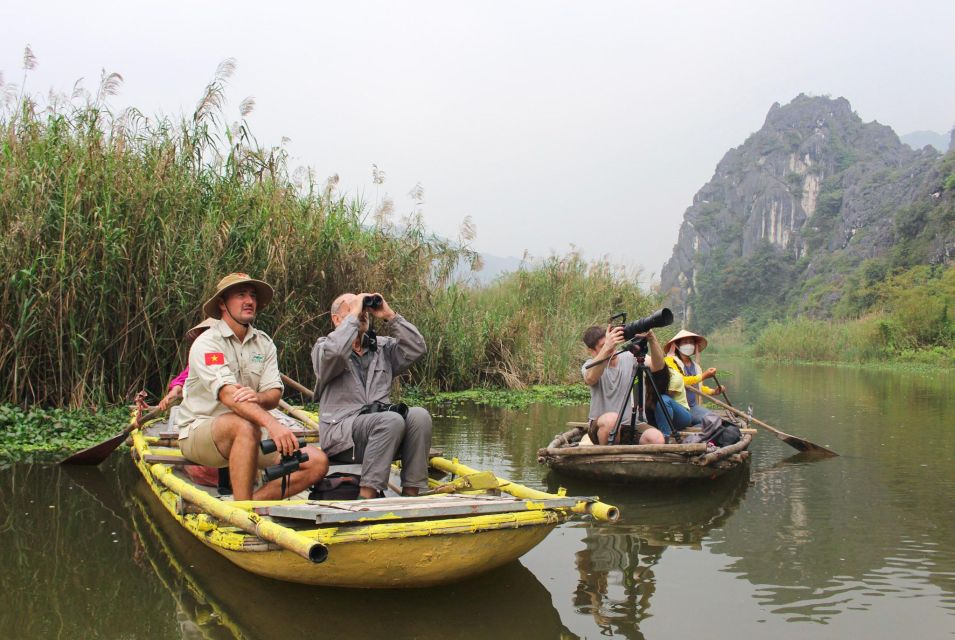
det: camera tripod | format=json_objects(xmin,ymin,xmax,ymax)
[{"xmin": 587, "ymin": 339, "xmax": 679, "ymax": 445}]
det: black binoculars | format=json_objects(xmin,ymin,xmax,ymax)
[
  {"xmin": 362, "ymin": 294, "xmax": 384, "ymax": 309},
  {"xmin": 261, "ymin": 437, "xmax": 308, "ymax": 483}
]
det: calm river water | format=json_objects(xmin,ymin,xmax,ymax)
[{"xmin": 1, "ymin": 360, "xmax": 953, "ymax": 639}]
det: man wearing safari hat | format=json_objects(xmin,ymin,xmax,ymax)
[
  {"xmin": 174, "ymin": 273, "xmax": 328, "ymax": 500},
  {"xmin": 664, "ymin": 329, "xmax": 726, "ymax": 424}
]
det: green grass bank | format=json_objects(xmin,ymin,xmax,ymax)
[{"xmin": 707, "ymin": 263, "xmax": 955, "ymax": 369}]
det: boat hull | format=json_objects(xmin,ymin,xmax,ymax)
[
  {"xmin": 129, "ymin": 418, "xmax": 595, "ymax": 588},
  {"xmin": 202, "ymin": 522, "xmax": 556, "ymax": 587},
  {"xmin": 539, "ymin": 423, "xmax": 753, "ymax": 484},
  {"xmin": 547, "ymin": 454, "xmax": 748, "ymax": 483}
]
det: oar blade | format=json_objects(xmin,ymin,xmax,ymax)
[
  {"xmin": 59, "ymin": 431, "xmax": 127, "ymax": 466},
  {"xmin": 777, "ymin": 433, "xmax": 839, "ymax": 458}
]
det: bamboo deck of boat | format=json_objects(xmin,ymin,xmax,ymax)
[
  {"xmin": 130, "ymin": 411, "xmax": 618, "ymax": 588},
  {"xmin": 537, "ymin": 421, "xmax": 754, "ymax": 483}
]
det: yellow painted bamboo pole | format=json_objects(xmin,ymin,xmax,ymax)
[
  {"xmin": 278, "ymin": 400, "xmax": 320, "ymax": 431},
  {"xmin": 429, "ymin": 456, "xmax": 620, "ymax": 522},
  {"xmin": 148, "ymin": 463, "xmax": 328, "ymax": 564}
]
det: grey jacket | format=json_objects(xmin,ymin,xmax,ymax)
[{"xmin": 310, "ymin": 314, "xmax": 427, "ymax": 457}]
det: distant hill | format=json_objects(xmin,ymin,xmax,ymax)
[
  {"xmin": 901, "ymin": 130, "xmax": 951, "ymax": 153},
  {"xmin": 453, "ymin": 252, "xmax": 525, "ymax": 285},
  {"xmin": 660, "ymin": 94, "xmax": 955, "ymax": 332}
]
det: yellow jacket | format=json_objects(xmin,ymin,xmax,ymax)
[{"xmin": 664, "ymin": 356, "xmax": 716, "ymax": 406}]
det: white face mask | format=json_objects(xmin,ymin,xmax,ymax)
[{"xmin": 678, "ymin": 344, "xmax": 696, "ymax": 357}]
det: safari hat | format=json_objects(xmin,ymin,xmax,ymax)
[
  {"xmin": 202, "ymin": 273, "xmax": 274, "ymax": 319},
  {"xmin": 665, "ymin": 329, "xmax": 708, "ymax": 353},
  {"xmin": 184, "ymin": 317, "xmax": 217, "ymax": 342}
]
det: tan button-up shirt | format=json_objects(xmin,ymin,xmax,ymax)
[{"xmin": 175, "ymin": 318, "xmax": 283, "ymax": 439}]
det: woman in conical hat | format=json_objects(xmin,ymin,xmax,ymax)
[{"xmin": 664, "ymin": 329, "xmax": 726, "ymax": 424}]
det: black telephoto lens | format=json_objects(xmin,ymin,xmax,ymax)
[{"xmin": 621, "ymin": 308, "xmax": 674, "ymax": 341}]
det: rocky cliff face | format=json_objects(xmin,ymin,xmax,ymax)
[{"xmin": 660, "ymin": 94, "xmax": 951, "ymax": 329}]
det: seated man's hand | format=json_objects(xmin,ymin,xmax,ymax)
[
  {"xmin": 232, "ymin": 385, "xmax": 261, "ymax": 404},
  {"xmin": 158, "ymin": 386, "xmax": 182, "ymax": 411},
  {"xmin": 368, "ymin": 292, "xmax": 397, "ymax": 321},
  {"xmin": 348, "ymin": 293, "xmax": 373, "ymax": 321},
  {"xmin": 265, "ymin": 422, "xmax": 299, "ymax": 456}
]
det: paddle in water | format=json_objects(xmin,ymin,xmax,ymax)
[
  {"xmin": 60, "ymin": 406, "xmax": 165, "ymax": 466},
  {"xmin": 686, "ymin": 386, "xmax": 838, "ymax": 457}
]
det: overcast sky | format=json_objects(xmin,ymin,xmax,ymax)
[{"xmin": 3, "ymin": 1, "xmax": 953, "ymax": 283}]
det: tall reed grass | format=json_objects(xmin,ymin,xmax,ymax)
[{"xmin": 0, "ymin": 60, "xmax": 654, "ymax": 406}]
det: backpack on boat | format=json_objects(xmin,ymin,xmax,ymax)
[
  {"xmin": 683, "ymin": 413, "xmax": 742, "ymax": 448},
  {"xmin": 308, "ymin": 472, "xmax": 362, "ymax": 500}
]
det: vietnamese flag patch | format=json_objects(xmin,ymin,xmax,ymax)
[{"xmin": 205, "ymin": 352, "xmax": 225, "ymax": 366}]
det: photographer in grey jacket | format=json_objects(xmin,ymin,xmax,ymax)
[{"xmin": 311, "ymin": 292, "xmax": 432, "ymax": 498}]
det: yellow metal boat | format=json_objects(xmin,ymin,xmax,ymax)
[{"xmin": 131, "ymin": 412, "xmax": 618, "ymax": 588}]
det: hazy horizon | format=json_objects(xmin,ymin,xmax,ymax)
[{"xmin": 2, "ymin": 1, "xmax": 953, "ymax": 284}]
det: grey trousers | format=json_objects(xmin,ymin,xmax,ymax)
[{"xmin": 345, "ymin": 407, "xmax": 433, "ymax": 492}]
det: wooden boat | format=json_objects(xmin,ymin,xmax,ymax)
[
  {"xmin": 128, "ymin": 479, "xmax": 575, "ymax": 639},
  {"xmin": 130, "ymin": 411, "xmax": 618, "ymax": 588},
  {"xmin": 537, "ymin": 420, "xmax": 754, "ymax": 483}
]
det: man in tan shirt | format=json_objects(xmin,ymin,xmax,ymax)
[{"xmin": 176, "ymin": 273, "xmax": 328, "ymax": 500}]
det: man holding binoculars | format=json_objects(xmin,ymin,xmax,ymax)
[{"xmin": 311, "ymin": 292, "xmax": 433, "ymax": 499}]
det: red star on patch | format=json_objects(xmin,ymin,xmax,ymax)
[{"xmin": 205, "ymin": 352, "xmax": 225, "ymax": 365}]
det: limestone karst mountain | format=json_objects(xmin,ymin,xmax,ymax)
[{"xmin": 660, "ymin": 94, "xmax": 954, "ymax": 332}]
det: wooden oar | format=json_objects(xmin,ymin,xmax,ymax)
[
  {"xmin": 687, "ymin": 387, "xmax": 838, "ymax": 457},
  {"xmin": 60, "ymin": 406, "xmax": 166, "ymax": 466},
  {"xmin": 712, "ymin": 373, "xmax": 733, "ymax": 407},
  {"xmin": 282, "ymin": 374, "xmax": 314, "ymax": 399}
]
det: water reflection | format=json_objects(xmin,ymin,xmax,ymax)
[
  {"xmin": 561, "ymin": 471, "xmax": 750, "ymax": 638},
  {"xmin": 2, "ymin": 361, "xmax": 955, "ymax": 638},
  {"xmin": 0, "ymin": 462, "xmax": 180, "ymax": 639}
]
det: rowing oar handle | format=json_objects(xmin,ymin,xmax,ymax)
[
  {"xmin": 281, "ymin": 374, "xmax": 314, "ymax": 399},
  {"xmin": 131, "ymin": 406, "xmax": 165, "ymax": 431},
  {"xmin": 685, "ymin": 387, "xmax": 779, "ymax": 436},
  {"xmin": 712, "ymin": 374, "xmax": 733, "ymax": 407}
]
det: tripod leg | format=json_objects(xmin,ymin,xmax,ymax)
[
  {"xmin": 642, "ymin": 364, "xmax": 680, "ymax": 442},
  {"xmin": 608, "ymin": 362, "xmax": 642, "ymax": 445},
  {"xmin": 630, "ymin": 372, "xmax": 643, "ymax": 444}
]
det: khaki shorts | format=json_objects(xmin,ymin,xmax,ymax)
[{"xmin": 180, "ymin": 417, "xmax": 282, "ymax": 469}]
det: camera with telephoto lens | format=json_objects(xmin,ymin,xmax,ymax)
[
  {"xmin": 260, "ymin": 437, "xmax": 308, "ymax": 483},
  {"xmin": 609, "ymin": 308, "xmax": 674, "ymax": 354},
  {"xmin": 362, "ymin": 294, "xmax": 383, "ymax": 309}
]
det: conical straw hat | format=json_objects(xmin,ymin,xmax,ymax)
[
  {"xmin": 184, "ymin": 317, "xmax": 217, "ymax": 342},
  {"xmin": 665, "ymin": 329, "xmax": 708, "ymax": 353}
]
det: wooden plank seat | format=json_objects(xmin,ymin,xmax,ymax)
[{"xmin": 255, "ymin": 494, "xmax": 590, "ymax": 525}]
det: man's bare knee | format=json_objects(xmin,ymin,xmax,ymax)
[
  {"xmin": 596, "ymin": 413, "xmax": 618, "ymax": 429},
  {"xmin": 640, "ymin": 428, "xmax": 665, "ymax": 445},
  {"xmin": 302, "ymin": 446, "xmax": 329, "ymax": 483}
]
